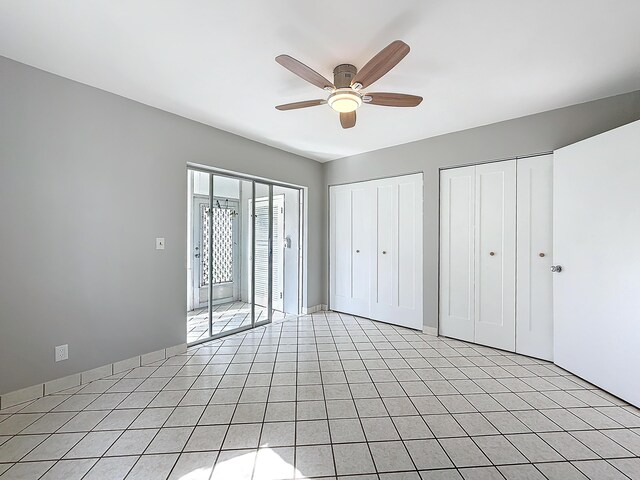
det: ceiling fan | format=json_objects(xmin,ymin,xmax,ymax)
[{"xmin": 275, "ymin": 40, "xmax": 422, "ymax": 129}]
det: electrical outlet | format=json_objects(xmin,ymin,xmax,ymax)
[
  {"xmin": 55, "ymin": 344, "xmax": 68, "ymax": 362},
  {"xmin": 156, "ymin": 237, "xmax": 165, "ymax": 250}
]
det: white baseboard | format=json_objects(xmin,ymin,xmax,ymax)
[
  {"xmin": 423, "ymin": 326, "xmax": 438, "ymax": 336},
  {"xmin": 0, "ymin": 384, "xmax": 43, "ymax": 411},
  {"xmin": 45, "ymin": 373, "xmax": 81, "ymax": 396},
  {"xmin": 0, "ymin": 342, "xmax": 187, "ymax": 411},
  {"xmin": 81, "ymin": 365, "xmax": 112, "ymax": 384},
  {"xmin": 302, "ymin": 304, "xmax": 327, "ymax": 314},
  {"xmin": 166, "ymin": 343, "xmax": 187, "ymax": 357}
]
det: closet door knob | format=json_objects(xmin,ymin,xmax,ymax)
[
  {"xmin": 382, "ymin": 251, "xmax": 387, "ymax": 254},
  {"xmin": 489, "ymin": 251, "xmax": 495, "ymax": 256},
  {"xmin": 355, "ymin": 250, "xmax": 360, "ymax": 253},
  {"xmin": 539, "ymin": 252, "xmax": 545, "ymax": 257}
]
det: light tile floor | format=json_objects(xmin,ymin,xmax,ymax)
[
  {"xmin": 187, "ymin": 301, "xmax": 291, "ymax": 343},
  {"xmin": 1, "ymin": 311, "xmax": 639, "ymax": 479}
]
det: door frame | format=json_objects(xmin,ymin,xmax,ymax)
[{"xmin": 187, "ymin": 167, "xmax": 304, "ymax": 346}]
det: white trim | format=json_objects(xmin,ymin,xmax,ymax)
[
  {"xmin": 423, "ymin": 326, "xmax": 438, "ymax": 336},
  {"xmin": 81, "ymin": 365, "xmax": 113, "ymax": 384},
  {"xmin": 113, "ymin": 356, "xmax": 141, "ymax": 375},
  {"xmin": 166, "ymin": 343, "xmax": 187, "ymax": 357},
  {"xmin": 0, "ymin": 384, "xmax": 43, "ymax": 410},
  {"xmin": 44, "ymin": 373, "xmax": 81, "ymax": 395},
  {"xmin": 302, "ymin": 304, "xmax": 327, "ymax": 314},
  {"xmin": 141, "ymin": 348, "xmax": 166, "ymax": 366},
  {"xmin": 0, "ymin": 342, "xmax": 187, "ymax": 411}
]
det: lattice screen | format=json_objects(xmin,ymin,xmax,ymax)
[{"xmin": 200, "ymin": 205, "xmax": 234, "ymax": 287}]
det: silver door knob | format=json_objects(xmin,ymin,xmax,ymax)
[
  {"xmin": 194, "ymin": 253, "xmax": 200, "ymax": 258},
  {"xmin": 551, "ymin": 265, "xmax": 562, "ymax": 273}
]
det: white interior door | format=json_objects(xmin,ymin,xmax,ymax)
[
  {"xmin": 554, "ymin": 120, "xmax": 640, "ymax": 407},
  {"xmin": 369, "ymin": 174, "xmax": 423, "ymax": 330},
  {"xmin": 516, "ymin": 155, "xmax": 554, "ymax": 360},
  {"xmin": 474, "ymin": 161, "xmax": 516, "ymax": 351},
  {"xmin": 329, "ymin": 183, "xmax": 370, "ymax": 317},
  {"xmin": 439, "ymin": 167, "xmax": 476, "ymax": 342}
]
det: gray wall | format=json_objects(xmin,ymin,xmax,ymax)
[
  {"xmin": 324, "ymin": 90, "xmax": 640, "ymax": 330},
  {"xmin": 0, "ymin": 56, "xmax": 324, "ymax": 394},
  {"xmin": 3, "ymin": 51, "xmax": 640, "ymax": 395}
]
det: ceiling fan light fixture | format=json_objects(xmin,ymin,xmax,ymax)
[{"xmin": 327, "ymin": 88, "xmax": 362, "ymax": 113}]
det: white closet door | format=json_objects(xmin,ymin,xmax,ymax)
[
  {"xmin": 439, "ymin": 167, "xmax": 475, "ymax": 342},
  {"xmin": 329, "ymin": 183, "xmax": 370, "ymax": 317},
  {"xmin": 370, "ymin": 174, "xmax": 423, "ymax": 330},
  {"xmin": 516, "ymin": 155, "xmax": 554, "ymax": 360},
  {"xmin": 474, "ymin": 161, "xmax": 516, "ymax": 351}
]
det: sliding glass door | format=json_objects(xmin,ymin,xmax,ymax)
[{"xmin": 187, "ymin": 169, "xmax": 300, "ymax": 345}]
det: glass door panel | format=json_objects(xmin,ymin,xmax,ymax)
[
  {"xmin": 187, "ymin": 170, "xmax": 213, "ymax": 343},
  {"xmin": 209, "ymin": 175, "xmax": 247, "ymax": 336}
]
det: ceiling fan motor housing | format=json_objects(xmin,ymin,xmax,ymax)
[{"xmin": 333, "ymin": 64, "xmax": 357, "ymax": 88}]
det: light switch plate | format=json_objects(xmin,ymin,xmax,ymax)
[
  {"xmin": 55, "ymin": 344, "xmax": 68, "ymax": 362},
  {"xmin": 156, "ymin": 237, "xmax": 165, "ymax": 250}
]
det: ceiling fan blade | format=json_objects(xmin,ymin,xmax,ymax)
[
  {"xmin": 352, "ymin": 40, "xmax": 410, "ymax": 89},
  {"xmin": 340, "ymin": 111, "xmax": 356, "ymax": 129},
  {"xmin": 276, "ymin": 55, "xmax": 334, "ymax": 90},
  {"xmin": 275, "ymin": 99, "xmax": 325, "ymax": 111},
  {"xmin": 365, "ymin": 92, "xmax": 423, "ymax": 107}
]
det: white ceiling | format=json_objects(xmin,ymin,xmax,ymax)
[{"xmin": 1, "ymin": 1, "xmax": 640, "ymax": 162}]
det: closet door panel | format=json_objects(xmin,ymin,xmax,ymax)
[
  {"xmin": 517, "ymin": 155, "xmax": 553, "ymax": 360},
  {"xmin": 351, "ymin": 186, "xmax": 370, "ymax": 304},
  {"xmin": 439, "ymin": 167, "xmax": 475, "ymax": 342},
  {"xmin": 373, "ymin": 183, "xmax": 394, "ymax": 307},
  {"xmin": 371, "ymin": 174, "xmax": 423, "ymax": 330},
  {"xmin": 330, "ymin": 184, "xmax": 370, "ymax": 317},
  {"xmin": 332, "ymin": 187, "xmax": 352, "ymax": 299},
  {"xmin": 474, "ymin": 161, "xmax": 516, "ymax": 351},
  {"xmin": 398, "ymin": 179, "xmax": 418, "ymax": 310}
]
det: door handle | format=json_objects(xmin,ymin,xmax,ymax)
[
  {"xmin": 489, "ymin": 251, "xmax": 495, "ymax": 256},
  {"xmin": 194, "ymin": 253, "xmax": 200, "ymax": 258},
  {"xmin": 539, "ymin": 252, "xmax": 545, "ymax": 257},
  {"xmin": 551, "ymin": 265, "xmax": 562, "ymax": 273},
  {"xmin": 382, "ymin": 251, "xmax": 387, "ymax": 255},
  {"xmin": 355, "ymin": 250, "xmax": 360, "ymax": 253}
]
